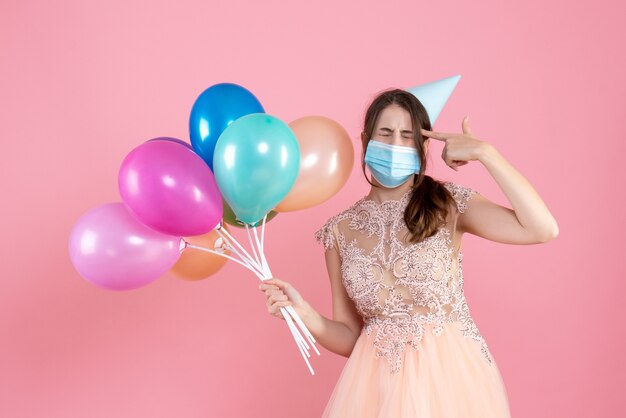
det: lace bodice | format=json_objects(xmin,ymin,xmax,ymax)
[{"xmin": 315, "ymin": 181, "xmax": 494, "ymax": 373}]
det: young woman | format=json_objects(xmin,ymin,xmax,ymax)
[{"xmin": 259, "ymin": 89, "xmax": 558, "ymax": 417}]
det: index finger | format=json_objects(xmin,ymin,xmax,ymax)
[
  {"xmin": 259, "ymin": 282, "xmax": 278, "ymax": 290},
  {"xmin": 420, "ymin": 129, "xmax": 450, "ymax": 140},
  {"xmin": 263, "ymin": 277, "xmax": 289, "ymax": 289}
]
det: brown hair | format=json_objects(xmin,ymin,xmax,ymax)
[{"xmin": 361, "ymin": 88, "xmax": 455, "ymax": 244}]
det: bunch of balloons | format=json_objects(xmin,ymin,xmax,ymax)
[{"xmin": 68, "ymin": 82, "xmax": 354, "ymax": 374}]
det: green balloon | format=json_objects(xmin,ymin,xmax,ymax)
[
  {"xmin": 213, "ymin": 113, "xmax": 300, "ymax": 225},
  {"xmin": 222, "ymin": 200, "xmax": 278, "ymax": 228}
]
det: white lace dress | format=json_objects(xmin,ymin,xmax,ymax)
[{"xmin": 315, "ymin": 181, "xmax": 511, "ymax": 417}]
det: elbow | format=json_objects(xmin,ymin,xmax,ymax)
[
  {"xmin": 536, "ymin": 222, "xmax": 559, "ymax": 243},
  {"xmin": 339, "ymin": 327, "xmax": 362, "ymax": 357},
  {"xmin": 330, "ymin": 342, "xmax": 355, "ymax": 358},
  {"xmin": 339, "ymin": 349, "xmax": 352, "ymax": 358},
  {"xmin": 339, "ymin": 341, "xmax": 357, "ymax": 358}
]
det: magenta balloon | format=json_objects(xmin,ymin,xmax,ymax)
[
  {"xmin": 68, "ymin": 203, "xmax": 182, "ymax": 291},
  {"xmin": 118, "ymin": 139, "xmax": 223, "ymax": 236},
  {"xmin": 146, "ymin": 136, "xmax": 193, "ymax": 149}
]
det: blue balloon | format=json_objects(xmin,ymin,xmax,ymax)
[
  {"xmin": 189, "ymin": 83, "xmax": 264, "ymax": 170},
  {"xmin": 213, "ymin": 114, "xmax": 300, "ymax": 225}
]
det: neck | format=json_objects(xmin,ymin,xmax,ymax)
[{"xmin": 366, "ymin": 176, "xmax": 415, "ymax": 203}]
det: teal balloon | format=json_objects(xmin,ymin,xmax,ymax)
[{"xmin": 213, "ymin": 113, "xmax": 300, "ymax": 225}]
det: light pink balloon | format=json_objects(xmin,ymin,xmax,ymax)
[
  {"xmin": 118, "ymin": 138, "xmax": 223, "ymax": 236},
  {"xmin": 68, "ymin": 202, "xmax": 182, "ymax": 291}
]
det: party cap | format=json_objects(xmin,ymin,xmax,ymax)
[{"xmin": 406, "ymin": 74, "xmax": 461, "ymax": 125}]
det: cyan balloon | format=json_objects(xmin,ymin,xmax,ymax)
[
  {"xmin": 189, "ymin": 83, "xmax": 264, "ymax": 170},
  {"xmin": 213, "ymin": 113, "xmax": 300, "ymax": 225}
]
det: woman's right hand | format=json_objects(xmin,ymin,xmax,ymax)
[{"xmin": 258, "ymin": 277, "xmax": 306, "ymax": 320}]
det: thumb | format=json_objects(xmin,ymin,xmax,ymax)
[{"xmin": 462, "ymin": 116, "xmax": 473, "ymax": 136}]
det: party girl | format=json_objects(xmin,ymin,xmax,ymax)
[{"xmin": 259, "ymin": 89, "xmax": 558, "ymax": 417}]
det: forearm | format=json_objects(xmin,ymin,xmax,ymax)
[
  {"xmin": 477, "ymin": 142, "xmax": 559, "ymax": 239},
  {"xmin": 297, "ymin": 302, "xmax": 360, "ymax": 358}
]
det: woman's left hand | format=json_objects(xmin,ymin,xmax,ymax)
[{"xmin": 421, "ymin": 116, "xmax": 489, "ymax": 171}]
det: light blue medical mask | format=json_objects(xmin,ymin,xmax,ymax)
[{"xmin": 364, "ymin": 140, "xmax": 421, "ymax": 188}]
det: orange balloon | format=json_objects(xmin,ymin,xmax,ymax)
[
  {"xmin": 170, "ymin": 227, "xmax": 230, "ymax": 281},
  {"xmin": 275, "ymin": 116, "xmax": 354, "ymax": 212}
]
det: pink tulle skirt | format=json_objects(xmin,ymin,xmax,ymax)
[{"xmin": 322, "ymin": 321, "xmax": 511, "ymax": 417}]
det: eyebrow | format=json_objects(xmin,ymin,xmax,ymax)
[{"xmin": 379, "ymin": 127, "xmax": 413, "ymax": 134}]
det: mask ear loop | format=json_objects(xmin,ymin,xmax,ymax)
[{"xmin": 361, "ymin": 132, "xmax": 384, "ymax": 189}]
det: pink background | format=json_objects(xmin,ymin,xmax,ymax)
[{"xmin": 1, "ymin": 0, "xmax": 624, "ymax": 416}]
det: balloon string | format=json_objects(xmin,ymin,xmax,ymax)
[
  {"xmin": 287, "ymin": 305, "xmax": 319, "ymax": 350},
  {"xmin": 220, "ymin": 235, "xmax": 266, "ymax": 279},
  {"xmin": 248, "ymin": 222, "xmax": 319, "ymax": 372},
  {"xmin": 216, "ymin": 227, "xmax": 264, "ymax": 273},
  {"xmin": 283, "ymin": 306, "xmax": 315, "ymax": 375},
  {"xmin": 245, "ymin": 224, "xmax": 263, "ymax": 269},
  {"xmin": 252, "ymin": 226, "xmax": 270, "ymax": 277},
  {"xmin": 183, "ymin": 242, "xmax": 264, "ymax": 280},
  {"xmin": 261, "ymin": 214, "xmax": 267, "ymax": 256},
  {"xmin": 213, "ymin": 232, "xmax": 260, "ymax": 272},
  {"xmin": 251, "ymin": 222, "xmax": 319, "ymax": 354},
  {"xmin": 185, "ymin": 221, "xmax": 318, "ymax": 375},
  {"xmin": 217, "ymin": 225, "xmax": 262, "ymax": 271}
]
